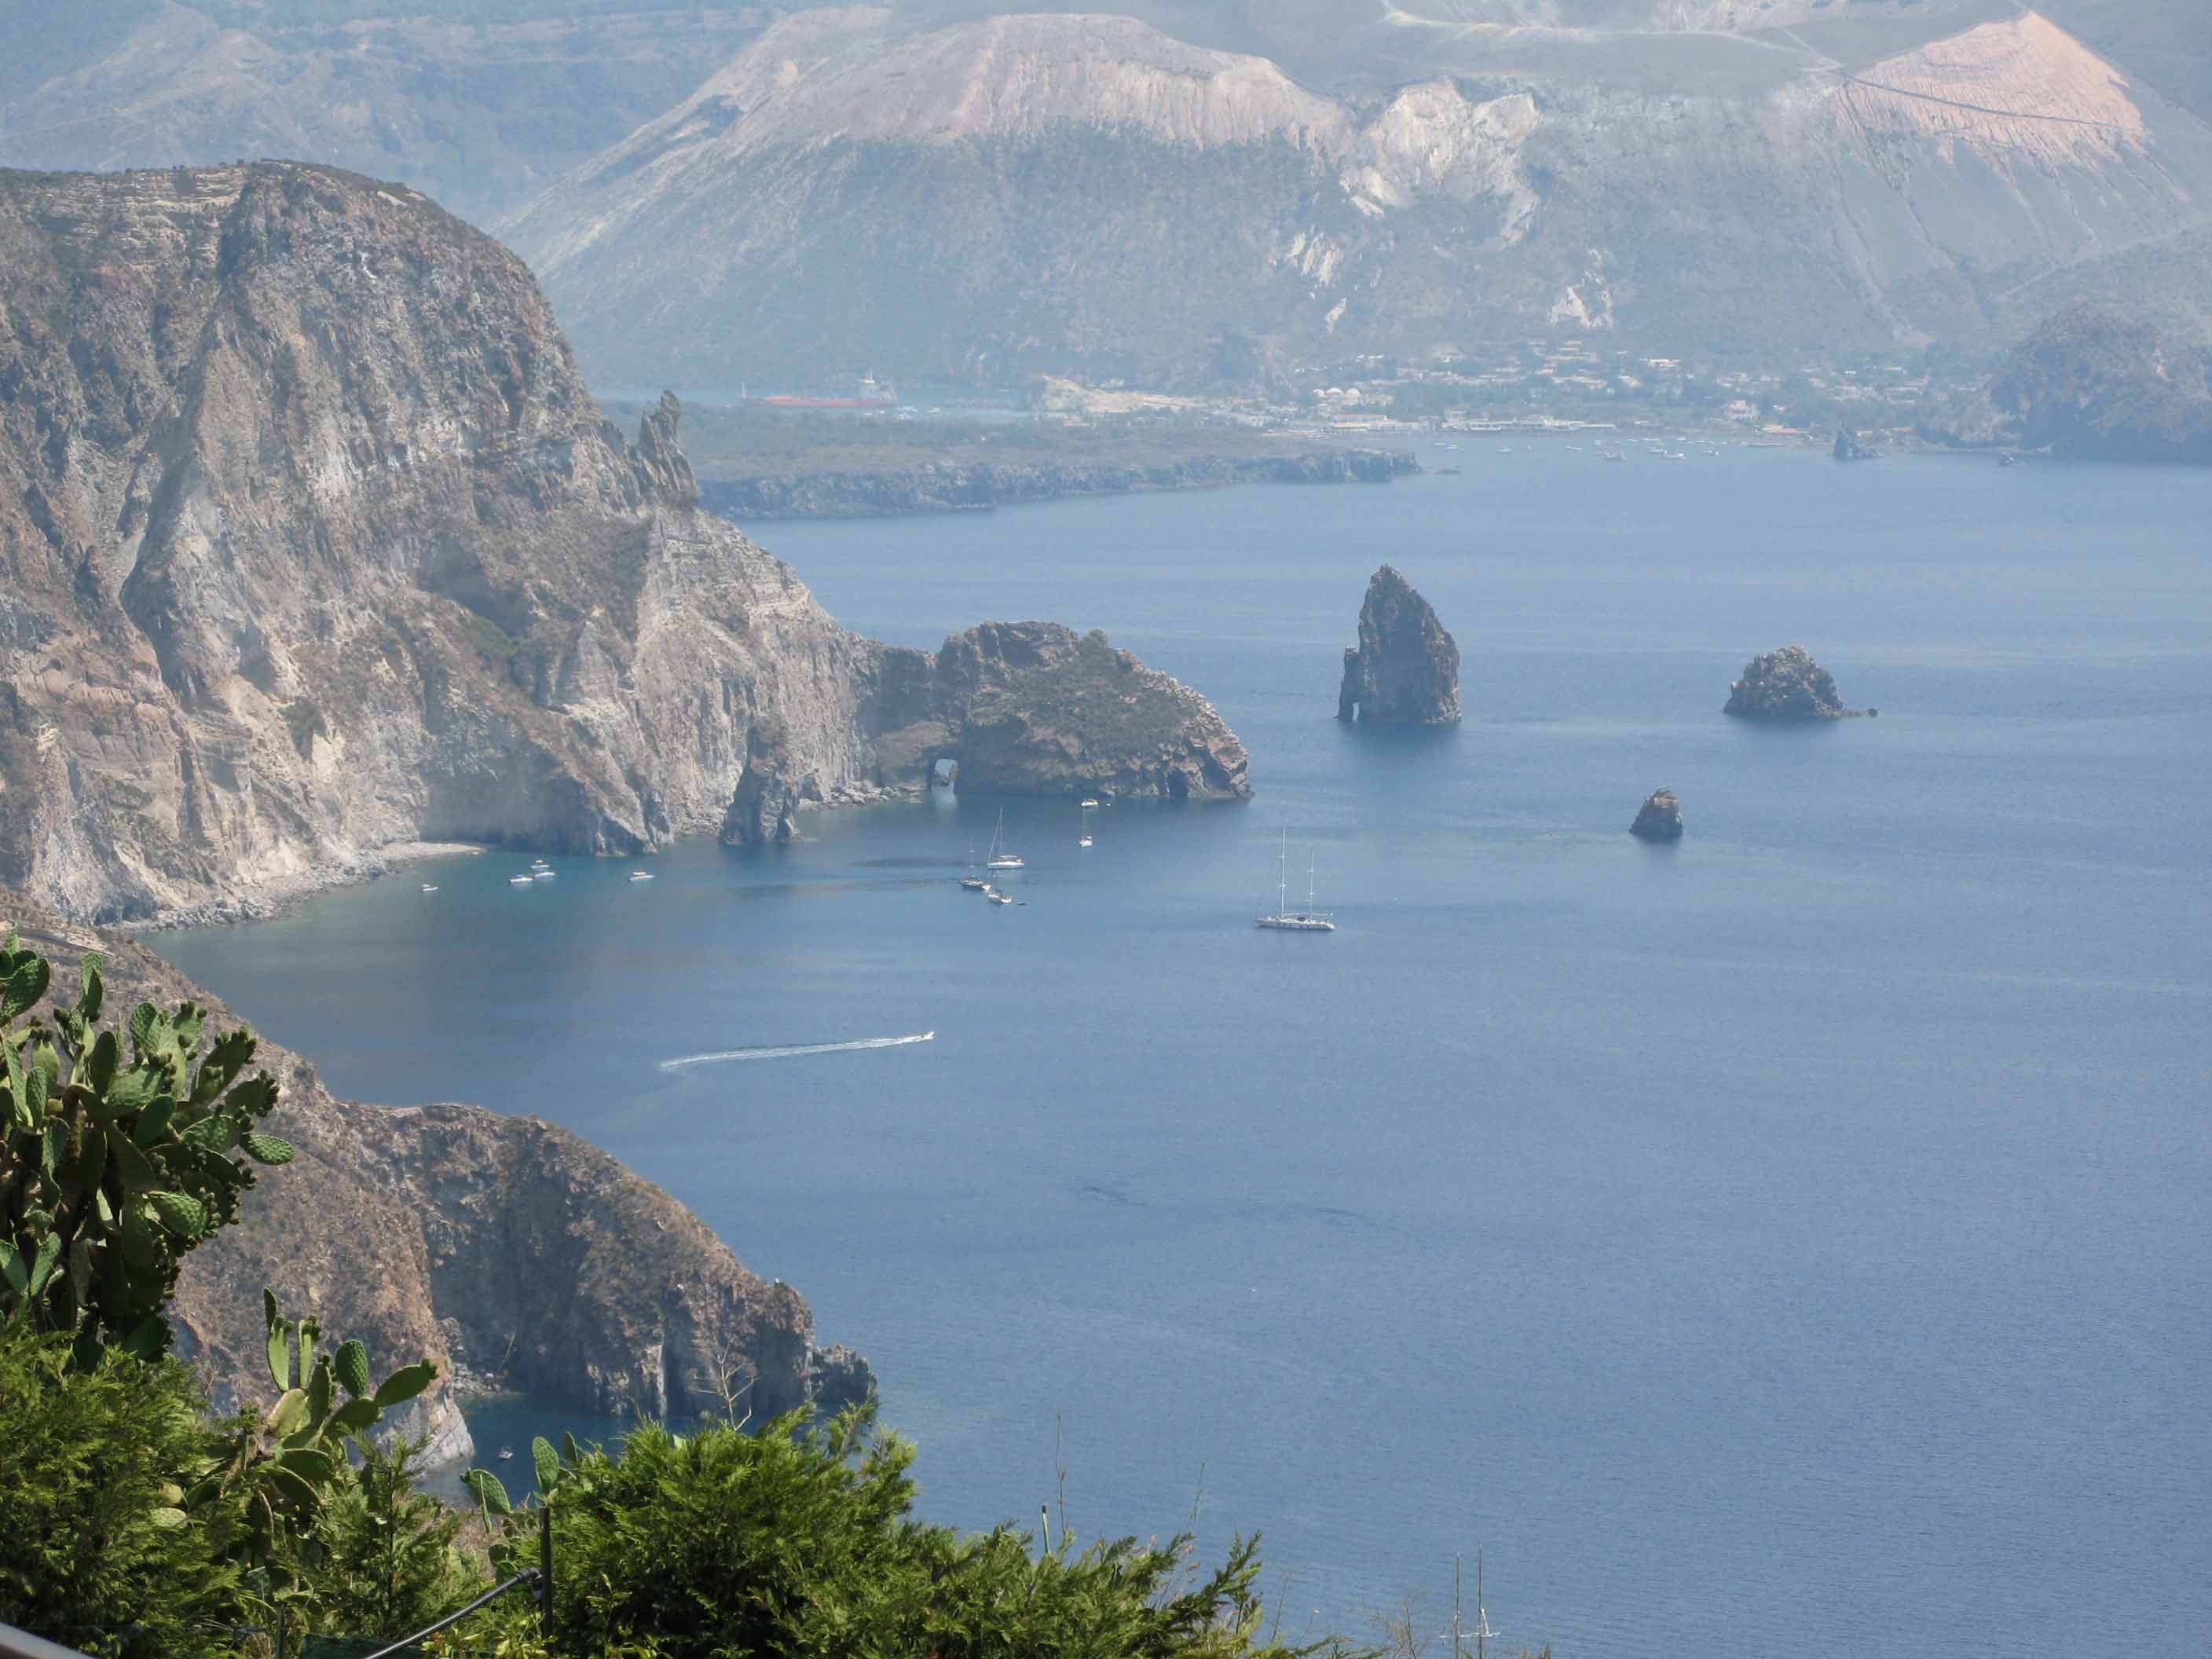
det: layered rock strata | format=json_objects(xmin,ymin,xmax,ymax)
[
  {"xmin": 2, "ymin": 889, "xmax": 871, "ymax": 1467},
  {"xmin": 1630, "ymin": 789, "xmax": 1684, "ymax": 841},
  {"xmin": 1339, "ymin": 566, "xmax": 1462, "ymax": 724},
  {"xmin": 0, "ymin": 163, "xmax": 1251, "ymax": 921},
  {"xmin": 1723, "ymin": 646, "xmax": 1862, "ymax": 720}
]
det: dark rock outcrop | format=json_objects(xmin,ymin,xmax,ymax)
[
  {"xmin": 1339, "ymin": 566, "xmax": 1460, "ymax": 724},
  {"xmin": 1832, "ymin": 427, "xmax": 1879, "ymax": 461},
  {"xmin": 1723, "ymin": 646, "xmax": 1862, "ymax": 720},
  {"xmin": 2, "ymin": 890, "xmax": 872, "ymax": 1468},
  {"xmin": 1987, "ymin": 306, "xmax": 2212, "ymax": 463},
  {"xmin": 749, "ymin": 624, "xmax": 1251, "ymax": 817},
  {"xmin": 701, "ymin": 449, "xmax": 1416, "ymax": 522},
  {"xmin": 1630, "ymin": 789, "xmax": 1683, "ymax": 841}
]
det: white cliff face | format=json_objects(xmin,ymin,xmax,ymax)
[
  {"xmin": 0, "ymin": 163, "xmax": 892, "ymax": 924},
  {"xmin": 506, "ymin": 2, "xmax": 2212, "ymax": 388}
]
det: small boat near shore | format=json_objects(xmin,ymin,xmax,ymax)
[
  {"xmin": 628, "ymin": 871, "xmax": 654, "ymax": 882},
  {"xmin": 985, "ymin": 809, "xmax": 1024, "ymax": 871}
]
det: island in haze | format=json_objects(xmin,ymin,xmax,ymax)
[{"xmin": 1918, "ymin": 306, "xmax": 2212, "ymax": 465}]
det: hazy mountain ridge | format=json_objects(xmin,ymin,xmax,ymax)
[
  {"xmin": 0, "ymin": 2, "xmax": 776, "ymax": 224},
  {"xmin": 506, "ymin": 3, "xmax": 2212, "ymax": 386}
]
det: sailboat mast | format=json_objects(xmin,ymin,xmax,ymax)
[
  {"xmin": 1278, "ymin": 829, "xmax": 1288, "ymax": 914},
  {"xmin": 1475, "ymin": 1550, "xmax": 1485, "ymax": 1659}
]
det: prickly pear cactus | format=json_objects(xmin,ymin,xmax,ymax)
[{"xmin": 0, "ymin": 930, "xmax": 294, "ymax": 1361}]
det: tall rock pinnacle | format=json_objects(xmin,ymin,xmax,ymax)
[{"xmin": 1338, "ymin": 565, "xmax": 1461, "ymax": 724}]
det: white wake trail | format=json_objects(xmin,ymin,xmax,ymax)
[{"xmin": 658, "ymin": 1031, "xmax": 936, "ymax": 1071}]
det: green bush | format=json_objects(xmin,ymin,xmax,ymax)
[
  {"xmin": 0, "ymin": 1318, "xmax": 248, "ymax": 1659},
  {"xmin": 450, "ymin": 1407, "xmax": 1332, "ymax": 1659},
  {"xmin": 292, "ymin": 1438, "xmax": 487, "ymax": 1641}
]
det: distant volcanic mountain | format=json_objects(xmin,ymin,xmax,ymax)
[{"xmin": 504, "ymin": 2, "xmax": 2212, "ymax": 388}]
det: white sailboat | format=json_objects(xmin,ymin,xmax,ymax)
[
  {"xmin": 1079, "ymin": 801, "xmax": 1093, "ymax": 849},
  {"xmin": 1256, "ymin": 831, "xmax": 1334, "ymax": 932},
  {"xmin": 961, "ymin": 843, "xmax": 987, "ymax": 890},
  {"xmin": 985, "ymin": 809, "xmax": 1024, "ymax": 870}
]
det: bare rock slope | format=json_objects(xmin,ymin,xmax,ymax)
[
  {"xmin": 2, "ymin": 888, "xmax": 870, "ymax": 1469},
  {"xmin": 0, "ymin": 162, "xmax": 1251, "ymax": 924},
  {"xmin": 507, "ymin": 3, "xmax": 2212, "ymax": 386}
]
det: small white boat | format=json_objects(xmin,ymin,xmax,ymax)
[
  {"xmin": 497, "ymin": 1446, "xmax": 515, "ymax": 1460},
  {"xmin": 532, "ymin": 870, "xmax": 555, "ymax": 881},
  {"xmin": 530, "ymin": 859, "xmax": 549, "ymax": 870},
  {"xmin": 985, "ymin": 808, "xmax": 1024, "ymax": 870},
  {"xmin": 988, "ymin": 889, "xmax": 1014, "ymax": 905},
  {"xmin": 960, "ymin": 843, "xmax": 987, "ymax": 890},
  {"xmin": 420, "ymin": 883, "xmax": 438, "ymax": 893},
  {"xmin": 1079, "ymin": 797, "xmax": 1101, "ymax": 809},
  {"xmin": 1079, "ymin": 834, "xmax": 1093, "ymax": 848},
  {"xmin": 628, "ymin": 871, "xmax": 654, "ymax": 882},
  {"xmin": 507, "ymin": 874, "xmax": 533, "ymax": 886}
]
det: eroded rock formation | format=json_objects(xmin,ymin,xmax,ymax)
[
  {"xmin": 1723, "ymin": 646, "xmax": 1862, "ymax": 720},
  {"xmin": 1339, "ymin": 566, "xmax": 1460, "ymax": 724},
  {"xmin": 2, "ymin": 890, "xmax": 871, "ymax": 1467},
  {"xmin": 731, "ymin": 624, "xmax": 1251, "ymax": 833},
  {"xmin": 1630, "ymin": 789, "xmax": 1683, "ymax": 841}
]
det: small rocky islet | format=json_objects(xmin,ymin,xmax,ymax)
[
  {"xmin": 1631, "ymin": 789, "xmax": 1684, "ymax": 841},
  {"xmin": 1338, "ymin": 564, "xmax": 1462, "ymax": 724},
  {"xmin": 1723, "ymin": 645, "xmax": 1870, "ymax": 720}
]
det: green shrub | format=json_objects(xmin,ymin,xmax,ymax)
[
  {"xmin": 0, "ymin": 1317, "xmax": 249, "ymax": 1658},
  {"xmin": 291, "ymin": 1438, "xmax": 487, "ymax": 1641},
  {"xmin": 451, "ymin": 1406, "xmax": 1331, "ymax": 1659}
]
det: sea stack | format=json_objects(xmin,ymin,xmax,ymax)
[
  {"xmin": 1630, "ymin": 789, "xmax": 1684, "ymax": 841},
  {"xmin": 1723, "ymin": 646, "xmax": 1861, "ymax": 720},
  {"xmin": 1338, "ymin": 565, "xmax": 1461, "ymax": 723},
  {"xmin": 1833, "ymin": 426, "xmax": 1878, "ymax": 461}
]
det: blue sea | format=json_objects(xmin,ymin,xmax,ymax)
[{"xmin": 158, "ymin": 443, "xmax": 2212, "ymax": 1658}]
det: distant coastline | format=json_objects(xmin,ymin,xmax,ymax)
[{"xmin": 700, "ymin": 448, "xmax": 1419, "ymax": 520}]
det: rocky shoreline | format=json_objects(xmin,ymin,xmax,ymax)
[{"xmin": 701, "ymin": 448, "xmax": 1419, "ymax": 520}]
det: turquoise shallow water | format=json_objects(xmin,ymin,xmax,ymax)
[{"xmin": 159, "ymin": 445, "xmax": 2212, "ymax": 1657}]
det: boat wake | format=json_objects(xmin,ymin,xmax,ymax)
[{"xmin": 658, "ymin": 1032, "xmax": 936, "ymax": 1071}]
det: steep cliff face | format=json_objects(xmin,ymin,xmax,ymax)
[
  {"xmin": 2, "ymin": 888, "xmax": 870, "ymax": 1467},
  {"xmin": 1339, "ymin": 566, "xmax": 1461, "ymax": 725},
  {"xmin": 506, "ymin": 2, "xmax": 2212, "ymax": 386},
  {"xmin": 0, "ymin": 162, "xmax": 900, "ymax": 924}
]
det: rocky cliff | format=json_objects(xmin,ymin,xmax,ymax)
[
  {"xmin": 0, "ymin": 162, "xmax": 1252, "ymax": 924},
  {"xmin": 504, "ymin": 3, "xmax": 2212, "ymax": 386},
  {"xmin": 1339, "ymin": 566, "xmax": 1461, "ymax": 725},
  {"xmin": 1987, "ymin": 306, "xmax": 2212, "ymax": 463},
  {"xmin": 1, "ymin": 887, "xmax": 870, "ymax": 1468},
  {"xmin": 732, "ymin": 622, "xmax": 1251, "ymax": 838},
  {"xmin": 1630, "ymin": 788, "xmax": 1683, "ymax": 842},
  {"xmin": 1723, "ymin": 646, "xmax": 1864, "ymax": 720}
]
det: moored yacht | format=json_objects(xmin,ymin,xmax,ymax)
[
  {"xmin": 1256, "ymin": 830, "xmax": 1335, "ymax": 932},
  {"xmin": 985, "ymin": 809, "xmax": 1024, "ymax": 870}
]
